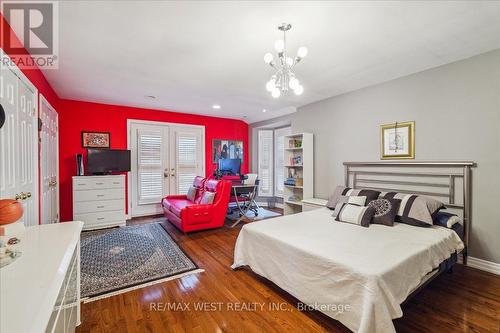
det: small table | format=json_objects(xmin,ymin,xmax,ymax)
[{"xmin": 230, "ymin": 183, "xmax": 258, "ymax": 228}]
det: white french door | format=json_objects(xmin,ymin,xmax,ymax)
[
  {"xmin": 129, "ymin": 120, "xmax": 205, "ymax": 217},
  {"xmin": 0, "ymin": 50, "xmax": 39, "ymax": 226},
  {"xmin": 40, "ymin": 95, "xmax": 59, "ymax": 224}
]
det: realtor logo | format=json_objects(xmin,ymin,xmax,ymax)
[{"xmin": 1, "ymin": 0, "xmax": 59, "ymax": 68}]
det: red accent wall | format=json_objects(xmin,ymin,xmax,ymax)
[{"xmin": 58, "ymin": 99, "xmax": 249, "ymax": 222}]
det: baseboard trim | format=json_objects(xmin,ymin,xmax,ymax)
[{"xmin": 466, "ymin": 257, "xmax": 500, "ymax": 275}]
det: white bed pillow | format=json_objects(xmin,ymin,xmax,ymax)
[
  {"xmin": 332, "ymin": 196, "xmax": 367, "ymax": 217},
  {"xmin": 334, "ymin": 203, "xmax": 375, "ymax": 228}
]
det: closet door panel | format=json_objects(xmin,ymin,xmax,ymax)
[
  {"xmin": 0, "ymin": 66, "xmax": 18, "ymax": 200},
  {"xmin": 16, "ymin": 78, "xmax": 38, "ymax": 226}
]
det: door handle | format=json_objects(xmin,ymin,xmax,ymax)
[
  {"xmin": 15, "ymin": 193, "xmax": 21, "ymax": 200},
  {"xmin": 164, "ymin": 170, "xmax": 169, "ymax": 178},
  {"xmin": 26, "ymin": 192, "xmax": 31, "ymax": 198}
]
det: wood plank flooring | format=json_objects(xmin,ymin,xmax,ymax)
[{"xmin": 77, "ymin": 212, "xmax": 500, "ymax": 333}]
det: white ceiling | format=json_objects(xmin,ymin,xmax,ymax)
[{"xmin": 37, "ymin": 1, "xmax": 500, "ymax": 123}]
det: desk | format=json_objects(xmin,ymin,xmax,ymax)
[{"xmin": 230, "ymin": 183, "xmax": 258, "ymax": 227}]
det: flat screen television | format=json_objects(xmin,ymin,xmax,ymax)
[
  {"xmin": 218, "ymin": 158, "xmax": 241, "ymax": 175},
  {"xmin": 87, "ymin": 149, "xmax": 131, "ymax": 174}
]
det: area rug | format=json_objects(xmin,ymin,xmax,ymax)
[
  {"xmin": 80, "ymin": 223, "xmax": 202, "ymax": 302},
  {"xmin": 226, "ymin": 207, "xmax": 281, "ymax": 221}
]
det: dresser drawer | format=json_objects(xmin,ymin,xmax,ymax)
[
  {"xmin": 73, "ymin": 177, "xmax": 124, "ymax": 191},
  {"xmin": 73, "ymin": 188, "xmax": 124, "ymax": 202},
  {"xmin": 74, "ymin": 210, "xmax": 124, "ymax": 226},
  {"xmin": 73, "ymin": 199, "xmax": 123, "ymax": 214}
]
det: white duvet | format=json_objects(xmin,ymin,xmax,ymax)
[{"xmin": 232, "ymin": 208, "xmax": 464, "ymax": 333}]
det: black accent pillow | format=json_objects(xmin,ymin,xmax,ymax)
[
  {"xmin": 368, "ymin": 198, "xmax": 401, "ymax": 226},
  {"xmin": 326, "ymin": 185, "xmax": 380, "ymax": 210}
]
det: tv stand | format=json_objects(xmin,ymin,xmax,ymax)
[{"xmin": 72, "ymin": 175, "xmax": 126, "ymax": 230}]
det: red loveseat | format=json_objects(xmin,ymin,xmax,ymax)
[{"xmin": 161, "ymin": 176, "xmax": 231, "ymax": 233}]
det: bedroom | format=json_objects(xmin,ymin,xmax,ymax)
[{"xmin": 0, "ymin": 1, "xmax": 499, "ymax": 333}]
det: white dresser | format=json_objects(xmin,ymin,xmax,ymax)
[
  {"xmin": 72, "ymin": 175, "xmax": 126, "ymax": 230},
  {"xmin": 0, "ymin": 222, "xmax": 83, "ymax": 333}
]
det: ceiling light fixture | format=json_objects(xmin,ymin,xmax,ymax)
[
  {"xmin": 264, "ymin": 23, "xmax": 307, "ymax": 98},
  {"xmin": 262, "ymin": 109, "xmax": 267, "ymax": 113},
  {"xmin": 145, "ymin": 95, "xmax": 156, "ymax": 99},
  {"xmin": 212, "ymin": 104, "xmax": 221, "ymax": 109}
]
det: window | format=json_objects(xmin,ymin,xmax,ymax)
[
  {"xmin": 258, "ymin": 129, "xmax": 274, "ymax": 197},
  {"xmin": 274, "ymin": 127, "xmax": 292, "ymax": 197}
]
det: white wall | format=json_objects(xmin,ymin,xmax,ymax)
[{"xmin": 251, "ymin": 49, "xmax": 500, "ymax": 263}]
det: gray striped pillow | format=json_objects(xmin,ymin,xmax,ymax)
[
  {"xmin": 382, "ymin": 192, "xmax": 445, "ymax": 227},
  {"xmin": 334, "ymin": 203, "xmax": 375, "ymax": 228}
]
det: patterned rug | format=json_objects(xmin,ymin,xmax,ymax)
[{"xmin": 80, "ymin": 223, "xmax": 202, "ymax": 301}]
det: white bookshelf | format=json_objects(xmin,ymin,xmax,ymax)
[{"xmin": 283, "ymin": 133, "xmax": 313, "ymax": 215}]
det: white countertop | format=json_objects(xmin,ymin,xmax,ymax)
[{"xmin": 0, "ymin": 222, "xmax": 83, "ymax": 333}]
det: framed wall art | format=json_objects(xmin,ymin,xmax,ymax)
[
  {"xmin": 81, "ymin": 131, "xmax": 110, "ymax": 148},
  {"xmin": 380, "ymin": 121, "xmax": 415, "ymax": 159},
  {"xmin": 212, "ymin": 139, "xmax": 243, "ymax": 163}
]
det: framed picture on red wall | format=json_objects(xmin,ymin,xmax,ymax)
[
  {"xmin": 81, "ymin": 131, "xmax": 110, "ymax": 148},
  {"xmin": 212, "ymin": 139, "xmax": 243, "ymax": 163}
]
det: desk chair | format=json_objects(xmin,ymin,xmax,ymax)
[{"xmin": 242, "ymin": 174, "xmax": 259, "ymax": 215}]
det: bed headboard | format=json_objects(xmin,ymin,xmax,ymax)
[{"xmin": 343, "ymin": 161, "xmax": 476, "ymax": 262}]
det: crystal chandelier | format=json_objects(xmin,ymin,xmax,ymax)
[{"xmin": 264, "ymin": 23, "xmax": 308, "ymax": 98}]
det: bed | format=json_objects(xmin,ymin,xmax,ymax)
[{"xmin": 232, "ymin": 161, "xmax": 474, "ymax": 333}]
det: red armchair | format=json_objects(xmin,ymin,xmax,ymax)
[{"xmin": 161, "ymin": 176, "xmax": 231, "ymax": 233}]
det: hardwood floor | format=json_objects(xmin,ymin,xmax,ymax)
[{"xmin": 77, "ymin": 212, "xmax": 500, "ymax": 333}]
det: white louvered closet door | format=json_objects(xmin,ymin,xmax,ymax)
[
  {"xmin": 171, "ymin": 127, "xmax": 203, "ymax": 195},
  {"xmin": 130, "ymin": 122, "xmax": 205, "ymax": 217},
  {"xmin": 258, "ymin": 129, "xmax": 274, "ymax": 197}
]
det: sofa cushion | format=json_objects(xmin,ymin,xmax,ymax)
[
  {"xmin": 193, "ymin": 176, "xmax": 205, "ymax": 189},
  {"xmin": 168, "ymin": 198, "xmax": 195, "ymax": 217},
  {"xmin": 200, "ymin": 191, "xmax": 216, "ymax": 204},
  {"xmin": 186, "ymin": 186, "xmax": 197, "ymax": 201},
  {"xmin": 193, "ymin": 176, "xmax": 206, "ymax": 202},
  {"xmin": 204, "ymin": 179, "xmax": 219, "ymax": 192}
]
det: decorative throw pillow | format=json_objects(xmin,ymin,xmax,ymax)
[
  {"xmin": 326, "ymin": 186, "xmax": 380, "ymax": 210},
  {"xmin": 433, "ymin": 211, "xmax": 462, "ymax": 228},
  {"xmin": 382, "ymin": 192, "xmax": 445, "ymax": 227},
  {"xmin": 186, "ymin": 186, "xmax": 197, "ymax": 202},
  {"xmin": 334, "ymin": 203, "xmax": 375, "ymax": 228},
  {"xmin": 200, "ymin": 191, "xmax": 216, "ymax": 204},
  {"xmin": 331, "ymin": 196, "xmax": 367, "ymax": 217},
  {"xmin": 367, "ymin": 198, "xmax": 401, "ymax": 226}
]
